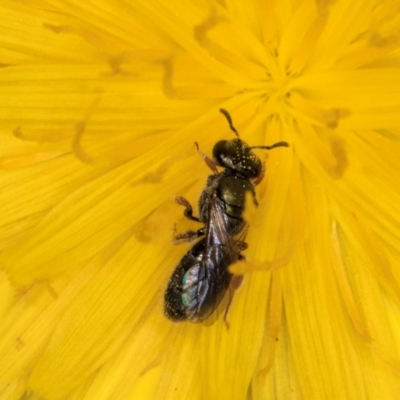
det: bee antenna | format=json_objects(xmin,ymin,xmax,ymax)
[
  {"xmin": 250, "ymin": 141, "xmax": 289, "ymax": 150},
  {"xmin": 219, "ymin": 109, "xmax": 240, "ymax": 138}
]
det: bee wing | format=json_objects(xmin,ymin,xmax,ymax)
[
  {"xmin": 194, "ymin": 191, "xmax": 239, "ymax": 323},
  {"xmin": 204, "ymin": 192, "xmax": 238, "ymax": 259}
]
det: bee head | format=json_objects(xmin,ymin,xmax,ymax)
[
  {"xmin": 215, "ymin": 109, "xmax": 289, "ymax": 179},
  {"xmin": 213, "ymin": 139, "xmax": 262, "ymax": 178}
]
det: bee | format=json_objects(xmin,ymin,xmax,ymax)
[{"xmin": 164, "ymin": 109, "xmax": 289, "ymax": 323}]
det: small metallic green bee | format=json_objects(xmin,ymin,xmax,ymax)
[{"xmin": 164, "ymin": 109, "xmax": 289, "ymax": 323}]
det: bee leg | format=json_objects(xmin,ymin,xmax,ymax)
[
  {"xmin": 236, "ymin": 240, "xmax": 248, "ymax": 252},
  {"xmin": 253, "ymin": 192, "xmax": 259, "ymax": 207},
  {"xmin": 252, "ymin": 162, "xmax": 265, "ymax": 186},
  {"xmin": 223, "ymin": 274, "xmax": 244, "ymax": 329},
  {"xmin": 250, "ymin": 163, "xmax": 264, "ymax": 206},
  {"xmin": 194, "ymin": 142, "xmax": 219, "ymax": 174},
  {"xmin": 173, "ymin": 227, "xmax": 205, "ymax": 244},
  {"xmin": 175, "ymin": 196, "xmax": 200, "ymax": 222}
]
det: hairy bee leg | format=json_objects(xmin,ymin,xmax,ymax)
[
  {"xmin": 223, "ymin": 274, "xmax": 244, "ymax": 329},
  {"xmin": 194, "ymin": 142, "xmax": 219, "ymax": 174},
  {"xmin": 173, "ymin": 196, "xmax": 204, "ymax": 244},
  {"xmin": 175, "ymin": 196, "xmax": 200, "ymax": 222},
  {"xmin": 173, "ymin": 227, "xmax": 205, "ymax": 244}
]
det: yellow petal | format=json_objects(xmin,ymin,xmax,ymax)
[{"xmin": 1, "ymin": 0, "xmax": 400, "ymax": 399}]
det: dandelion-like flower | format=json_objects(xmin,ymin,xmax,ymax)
[{"xmin": 1, "ymin": 0, "xmax": 400, "ymax": 399}]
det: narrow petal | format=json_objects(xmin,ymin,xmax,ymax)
[
  {"xmin": 200, "ymin": 271, "xmax": 270, "ymax": 400},
  {"xmin": 293, "ymin": 70, "xmax": 400, "ymax": 130}
]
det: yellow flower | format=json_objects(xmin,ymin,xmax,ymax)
[{"xmin": 1, "ymin": 0, "xmax": 400, "ymax": 399}]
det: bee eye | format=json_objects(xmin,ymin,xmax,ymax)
[{"xmin": 212, "ymin": 140, "xmax": 229, "ymax": 166}]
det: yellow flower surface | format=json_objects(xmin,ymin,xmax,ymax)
[{"xmin": 1, "ymin": 0, "xmax": 400, "ymax": 399}]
